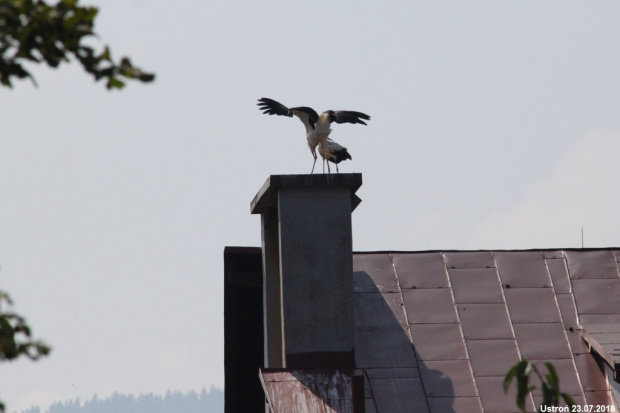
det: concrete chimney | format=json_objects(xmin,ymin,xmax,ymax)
[{"xmin": 251, "ymin": 174, "xmax": 362, "ymax": 370}]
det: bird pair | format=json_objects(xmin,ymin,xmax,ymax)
[{"xmin": 257, "ymin": 97, "xmax": 370, "ymax": 174}]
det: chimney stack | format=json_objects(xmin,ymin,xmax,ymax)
[{"xmin": 251, "ymin": 174, "xmax": 362, "ymax": 369}]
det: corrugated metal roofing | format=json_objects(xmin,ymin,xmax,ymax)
[{"xmin": 353, "ymin": 249, "xmax": 620, "ymax": 412}]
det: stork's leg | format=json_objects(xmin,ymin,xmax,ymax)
[
  {"xmin": 310, "ymin": 153, "xmax": 317, "ymax": 174},
  {"xmin": 336, "ymin": 163, "xmax": 339, "ymax": 173},
  {"xmin": 327, "ymin": 161, "xmax": 331, "ymax": 174},
  {"xmin": 322, "ymin": 159, "xmax": 325, "ymax": 174}
]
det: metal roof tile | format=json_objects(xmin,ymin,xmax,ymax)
[
  {"xmin": 513, "ymin": 323, "xmax": 572, "ymax": 359},
  {"xmin": 583, "ymin": 390, "xmax": 615, "ymax": 406},
  {"xmin": 364, "ymin": 368, "xmax": 420, "ymax": 379},
  {"xmin": 579, "ymin": 314, "xmax": 620, "ymax": 324},
  {"xmin": 368, "ymin": 377, "xmax": 430, "ymax": 413},
  {"xmin": 364, "ymin": 398, "xmax": 378, "ymax": 413},
  {"xmin": 503, "ymin": 288, "xmax": 562, "ymax": 323},
  {"xmin": 354, "ymin": 292, "xmax": 416, "ymax": 368},
  {"xmin": 566, "ymin": 329, "xmax": 590, "ymax": 354},
  {"xmin": 580, "ymin": 323, "xmax": 620, "ymax": 383},
  {"xmin": 427, "ymin": 396, "xmax": 483, "ymax": 413},
  {"xmin": 494, "ymin": 251, "xmax": 552, "ymax": 288},
  {"xmin": 346, "ymin": 250, "xmax": 620, "ymax": 412},
  {"xmin": 353, "ymin": 253, "xmax": 398, "ymax": 292},
  {"xmin": 458, "ymin": 304, "xmax": 514, "ymax": 339},
  {"xmin": 565, "ymin": 250, "xmax": 620, "ymax": 279},
  {"xmin": 526, "ymin": 359, "xmax": 583, "ymax": 397},
  {"xmin": 466, "ymin": 339, "xmax": 520, "ymax": 377},
  {"xmin": 534, "ymin": 394, "xmax": 587, "ymax": 410},
  {"xmin": 402, "ymin": 288, "xmax": 459, "ymax": 324},
  {"xmin": 410, "ymin": 324, "xmax": 468, "ymax": 361},
  {"xmin": 476, "ymin": 376, "xmax": 536, "ymax": 412},
  {"xmin": 572, "ymin": 279, "xmax": 620, "ymax": 314},
  {"xmin": 392, "ymin": 252, "xmax": 449, "ymax": 289},
  {"xmin": 420, "ymin": 360, "xmax": 478, "ymax": 397},
  {"xmin": 443, "ymin": 251, "xmax": 495, "ymax": 269},
  {"xmin": 542, "ymin": 250, "xmax": 565, "ymax": 259},
  {"xmin": 448, "ymin": 268, "xmax": 504, "ymax": 304},
  {"xmin": 546, "ymin": 258, "xmax": 572, "ymax": 293},
  {"xmin": 556, "ymin": 293, "xmax": 580, "ymax": 330}
]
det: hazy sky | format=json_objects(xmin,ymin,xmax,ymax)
[{"xmin": 2, "ymin": 1, "xmax": 620, "ymax": 411}]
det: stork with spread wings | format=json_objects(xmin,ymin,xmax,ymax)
[{"xmin": 257, "ymin": 98, "xmax": 370, "ymax": 174}]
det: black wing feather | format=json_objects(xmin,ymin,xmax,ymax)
[
  {"xmin": 329, "ymin": 110, "xmax": 371, "ymax": 125},
  {"xmin": 257, "ymin": 98, "xmax": 292, "ymax": 117}
]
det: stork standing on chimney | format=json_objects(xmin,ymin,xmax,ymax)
[
  {"xmin": 257, "ymin": 97, "xmax": 370, "ymax": 174},
  {"xmin": 318, "ymin": 138, "xmax": 352, "ymax": 174}
]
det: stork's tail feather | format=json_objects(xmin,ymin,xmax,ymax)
[{"xmin": 329, "ymin": 148, "xmax": 352, "ymax": 164}]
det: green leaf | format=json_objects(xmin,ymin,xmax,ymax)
[
  {"xmin": 504, "ymin": 360, "xmax": 533, "ymax": 412},
  {"xmin": 561, "ymin": 393, "xmax": 576, "ymax": 408},
  {"xmin": 106, "ymin": 76, "xmax": 124, "ymax": 89}
]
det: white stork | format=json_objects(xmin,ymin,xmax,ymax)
[
  {"xmin": 257, "ymin": 97, "xmax": 370, "ymax": 173},
  {"xmin": 318, "ymin": 138, "xmax": 352, "ymax": 174}
]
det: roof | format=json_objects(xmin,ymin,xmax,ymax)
[
  {"xmin": 260, "ymin": 369, "xmax": 364, "ymax": 413},
  {"xmin": 352, "ymin": 249, "xmax": 620, "ymax": 413}
]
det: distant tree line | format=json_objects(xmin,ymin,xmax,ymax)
[{"xmin": 16, "ymin": 387, "xmax": 224, "ymax": 413}]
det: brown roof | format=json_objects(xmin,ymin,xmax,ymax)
[{"xmin": 353, "ymin": 249, "xmax": 620, "ymax": 413}]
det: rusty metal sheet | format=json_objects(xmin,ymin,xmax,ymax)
[
  {"xmin": 392, "ymin": 252, "xmax": 449, "ymax": 289},
  {"xmin": 448, "ymin": 268, "xmax": 503, "ymax": 303},
  {"xmin": 565, "ymin": 250, "xmax": 620, "ymax": 279},
  {"xmin": 354, "ymin": 292, "xmax": 416, "ymax": 368},
  {"xmin": 260, "ymin": 369, "xmax": 358, "ymax": 413},
  {"xmin": 402, "ymin": 288, "xmax": 459, "ymax": 324},
  {"xmin": 353, "ymin": 253, "xmax": 399, "ymax": 293},
  {"xmin": 503, "ymin": 288, "xmax": 562, "ymax": 323},
  {"xmin": 494, "ymin": 250, "xmax": 552, "ymax": 288},
  {"xmin": 443, "ymin": 251, "xmax": 495, "ymax": 269},
  {"xmin": 261, "ymin": 371, "xmax": 327, "ymax": 413}
]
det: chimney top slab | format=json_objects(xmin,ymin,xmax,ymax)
[{"xmin": 250, "ymin": 173, "xmax": 362, "ymax": 214}]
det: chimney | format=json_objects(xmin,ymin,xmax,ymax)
[{"xmin": 251, "ymin": 173, "xmax": 362, "ymax": 369}]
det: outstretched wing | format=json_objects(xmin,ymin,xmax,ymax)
[
  {"xmin": 328, "ymin": 110, "xmax": 371, "ymax": 126},
  {"xmin": 257, "ymin": 98, "xmax": 319, "ymax": 131},
  {"xmin": 257, "ymin": 98, "xmax": 292, "ymax": 117}
]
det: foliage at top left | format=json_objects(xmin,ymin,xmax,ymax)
[{"xmin": 0, "ymin": 0, "xmax": 155, "ymax": 89}]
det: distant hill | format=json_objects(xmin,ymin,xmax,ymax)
[{"xmin": 16, "ymin": 387, "xmax": 224, "ymax": 413}]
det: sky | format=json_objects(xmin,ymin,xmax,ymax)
[{"xmin": 1, "ymin": 1, "xmax": 620, "ymax": 411}]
